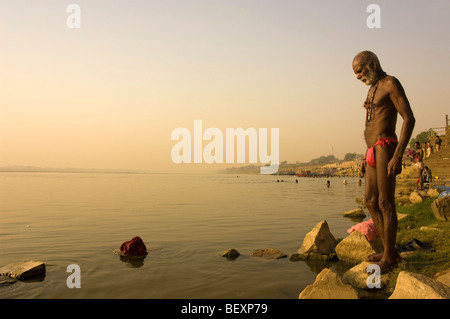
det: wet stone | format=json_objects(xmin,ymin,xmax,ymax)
[{"xmin": 0, "ymin": 261, "xmax": 46, "ymax": 280}]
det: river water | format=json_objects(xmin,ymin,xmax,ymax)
[{"xmin": 0, "ymin": 172, "xmax": 366, "ymax": 299}]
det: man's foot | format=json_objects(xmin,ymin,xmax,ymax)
[
  {"xmin": 375, "ymin": 255, "xmax": 402, "ymax": 274},
  {"xmin": 365, "ymin": 253, "xmax": 383, "ymax": 262}
]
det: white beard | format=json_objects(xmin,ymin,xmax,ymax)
[{"xmin": 361, "ymin": 70, "xmax": 376, "ymax": 86}]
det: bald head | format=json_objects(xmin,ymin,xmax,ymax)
[
  {"xmin": 353, "ymin": 51, "xmax": 383, "ymax": 72},
  {"xmin": 353, "ymin": 51, "xmax": 384, "ymax": 86}
]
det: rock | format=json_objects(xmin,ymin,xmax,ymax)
[
  {"xmin": 397, "ymin": 187, "xmax": 413, "ymax": 196},
  {"xmin": 343, "ymin": 208, "xmax": 366, "ymax": 218},
  {"xmin": 419, "ymin": 226, "xmax": 442, "ymax": 232},
  {"xmin": 397, "ymin": 195, "xmax": 411, "ymax": 205},
  {"xmin": 289, "ymin": 253, "xmax": 307, "ymax": 261},
  {"xmin": 347, "ymin": 219, "xmax": 378, "ymax": 241},
  {"xmin": 304, "ymin": 253, "xmax": 331, "ymax": 261},
  {"xmin": 297, "ymin": 220, "xmax": 337, "ymax": 256},
  {"xmin": 434, "ymin": 269, "xmax": 450, "ymax": 287},
  {"xmin": 298, "ymin": 268, "xmax": 359, "ymax": 299},
  {"xmin": 289, "ymin": 252, "xmax": 330, "ymax": 262},
  {"xmin": 120, "ymin": 236, "xmax": 148, "ymax": 256},
  {"xmin": 222, "ymin": 248, "xmax": 240, "ymax": 259},
  {"xmin": 251, "ymin": 249, "xmax": 287, "ymax": 260},
  {"xmin": 335, "ymin": 231, "xmax": 384, "ymax": 264},
  {"xmin": 341, "ymin": 262, "xmax": 390, "ymax": 290},
  {"xmin": 389, "ymin": 271, "xmax": 450, "ymax": 299},
  {"xmin": 397, "ymin": 213, "xmax": 408, "ymax": 221},
  {"xmin": 418, "ymin": 190, "xmax": 429, "ymax": 199},
  {"xmin": 0, "ymin": 261, "xmax": 46, "ymax": 280},
  {"xmin": 431, "ymin": 196, "xmax": 450, "ymax": 222},
  {"xmin": 409, "ymin": 191, "xmax": 423, "ymax": 204},
  {"xmin": 428, "ymin": 188, "xmax": 440, "ymax": 197}
]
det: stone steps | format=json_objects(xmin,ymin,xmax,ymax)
[{"xmin": 422, "ymin": 146, "xmax": 450, "ymax": 179}]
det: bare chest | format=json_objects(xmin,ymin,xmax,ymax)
[
  {"xmin": 364, "ymin": 85, "xmax": 397, "ymax": 145},
  {"xmin": 364, "ymin": 83, "xmax": 396, "ymax": 123}
]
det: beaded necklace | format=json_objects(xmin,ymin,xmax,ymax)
[{"xmin": 364, "ymin": 72, "xmax": 387, "ymax": 122}]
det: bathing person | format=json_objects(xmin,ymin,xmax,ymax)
[{"xmin": 353, "ymin": 51, "xmax": 415, "ymax": 273}]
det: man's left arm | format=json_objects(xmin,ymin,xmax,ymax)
[{"xmin": 387, "ymin": 77, "xmax": 416, "ymax": 176}]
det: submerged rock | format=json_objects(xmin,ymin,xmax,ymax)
[
  {"xmin": 251, "ymin": 249, "xmax": 287, "ymax": 260},
  {"xmin": 222, "ymin": 248, "xmax": 240, "ymax": 260},
  {"xmin": 289, "ymin": 252, "xmax": 334, "ymax": 262},
  {"xmin": 0, "ymin": 261, "xmax": 46, "ymax": 280}
]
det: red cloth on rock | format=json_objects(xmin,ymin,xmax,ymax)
[
  {"xmin": 120, "ymin": 236, "xmax": 147, "ymax": 256},
  {"xmin": 347, "ymin": 219, "xmax": 379, "ymax": 241}
]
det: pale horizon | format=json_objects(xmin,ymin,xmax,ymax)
[{"xmin": 1, "ymin": 1, "xmax": 449, "ymax": 173}]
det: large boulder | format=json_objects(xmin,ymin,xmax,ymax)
[
  {"xmin": 298, "ymin": 268, "xmax": 359, "ymax": 299},
  {"xmin": 431, "ymin": 196, "xmax": 450, "ymax": 222},
  {"xmin": 347, "ymin": 219, "xmax": 378, "ymax": 241},
  {"xmin": 0, "ymin": 261, "xmax": 46, "ymax": 280},
  {"xmin": 298, "ymin": 220, "xmax": 337, "ymax": 256},
  {"xmin": 341, "ymin": 262, "xmax": 390, "ymax": 290},
  {"xmin": 335, "ymin": 231, "xmax": 384, "ymax": 264},
  {"xmin": 389, "ymin": 271, "xmax": 450, "ymax": 299},
  {"xmin": 120, "ymin": 236, "xmax": 148, "ymax": 256},
  {"xmin": 434, "ymin": 268, "xmax": 450, "ymax": 287}
]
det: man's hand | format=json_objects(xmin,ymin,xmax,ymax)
[{"xmin": 387, "ymin": 156, "xmax": 403, "ymax": 176}]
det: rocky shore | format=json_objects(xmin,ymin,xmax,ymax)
[
  {"xmin": 294, "ymin": 184, "xmax": 450, "ymax": 299},
  {"xmin": 220, "ymin": 183, "xmax": 450, "ymax": 299}
]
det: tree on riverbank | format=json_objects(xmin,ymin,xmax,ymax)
[{"xmin": 409, "ymin": 129, "xmax": 437, "ymax": 149}]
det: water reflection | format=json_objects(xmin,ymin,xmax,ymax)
[{"xmin": 113, "ymin": 249, "xmax": 147, "ymax": 268}]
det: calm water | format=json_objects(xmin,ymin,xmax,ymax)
[{"xmin": 0, "ymin": 172, "xmax": 366, "ymax": 299}]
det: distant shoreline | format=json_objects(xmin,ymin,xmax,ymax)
[
  {"xmin": 0, "ymin": 166, "xmax": 145, "ymax": 174},
  {"xmin": 219, "ymin": 160, "xmax": 363, "ymax": 177}
]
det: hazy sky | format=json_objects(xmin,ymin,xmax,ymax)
[{"xmin": 1, "ymin": 0, "xmax": 449, "ymax": 173}]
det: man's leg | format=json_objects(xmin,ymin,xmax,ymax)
[
  {"xmin": 364, "ymin": 157, "xmax": 385, "ymax": 263},
  {"xmin": 375, "ymin": 144, "xmax": 402, "ymax": 273}
]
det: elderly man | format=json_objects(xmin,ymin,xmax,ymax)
[{"xmin": 353, "ymin": 51, "xmax": 416, "ymax": 273}]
